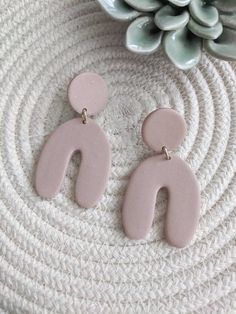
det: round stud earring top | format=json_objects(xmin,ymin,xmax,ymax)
[
  {"xmin": 142, "ymin": 108, "xmax": 187, "ymax": 153},
  {"xmin": 68, "ymin": 72, "xmax": 108, "ymax": 116}
]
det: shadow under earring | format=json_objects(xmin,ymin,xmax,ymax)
[
  {"xmin": 35, "ymin": 72, "xmax": 111, "ymax": 208},
  {"xmin": 122, "ymin": 108, "xmax": 200, "ymax": 248}
]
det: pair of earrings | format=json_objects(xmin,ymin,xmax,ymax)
[{"xmin": 35, "ymin": 73, "xmax": 200, "ymax": 248}]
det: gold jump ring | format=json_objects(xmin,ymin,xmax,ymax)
[
  {"xmin": 162, "ymin": 146, "xmax": 171, "ymax": 160},
  {"xmin": 81, "ymin": 108, "xmax": 88, "ymax": 124}
]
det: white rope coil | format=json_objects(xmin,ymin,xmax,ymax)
[{"xmin": 0, "ymin": 0, "xmax": 236, "ymax": 313}]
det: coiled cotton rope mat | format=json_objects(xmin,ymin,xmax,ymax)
[{"xmin": 0, "ymin": 0, "xmax": 236, "ymax": 313}]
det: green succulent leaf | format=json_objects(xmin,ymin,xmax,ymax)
[
  {"xmin": 168, "ymin": 0, "xmax": 191, "ymax": 7},
  {"xmin": 154, "ymin": 5, "xmax": 189, "ymax": 31},
  {"xmin": 189, "ymin": 0, "xmax": 219, "ymax": 27},
  {"xmin": 124, "ymin": 0, "xmax": 163, "ymax": 12},
  {"xmin": 163, "ymin": 28, "xmax": 202, "ymax": 70},
  {"xmin": 188, "ymin": 18, "xmax": 223, "ymax": 39},
  {"xmin": 97, "ymin": 0, "xmax": 140, "ymax": 21},
  {"xmin": 214, "ymin": 0, "xmax": 236, "ymax": 13},
  {"xmin": 204, "ymin": 27, "xmax": 236, "ymax": 60},
  {"xmin": 220, "ymin": 12, "xmax": 236, "ymax": 29},
  {"xmin": 126, "ymin": 16, "xmax": 163, "ymax": 54}
]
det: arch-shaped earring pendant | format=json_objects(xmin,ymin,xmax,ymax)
[
  {"xmin": 122, "ymin": 109, "xmax": 200, "ymax": 248},
  {"xmin": 35, "ymin": 73, "xmax": 111, "ymax": 208}
]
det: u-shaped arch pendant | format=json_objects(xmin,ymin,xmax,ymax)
[
  {"xmin": 35, "ymin": 118, "xmax": 111, "ymax": 208},
  {"xmin": 122, "ymin": 108, "xmax": 200, "ymax": 248},
  {"xmin": 122, "ymin": 155, "xmax": 200, "ymax": 248}
]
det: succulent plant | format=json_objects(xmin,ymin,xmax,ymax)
[{"xmin": 96, "ymin": 0, "xmax": 236, "ymax": 70}]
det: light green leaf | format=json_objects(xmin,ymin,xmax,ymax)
[
  {"xmin": 155, "ymin": 5, "xmax": 189, "ymax": 31},
  {"xmin": 204, "ymin": 27, "xmax": 236, "ymax": 60},
  {"xmin": 163, "ymin": 28, "xmax": 202, "ymax": 70},
  {"xmin": 189, "ymin": 0, "xmax": 219, "ymax": 27},
  {"xmin": 188, "ymin": 18, "xmax": 223, "ymax": 39},
  {"xmin": 97, "ymin": 0, "xmax": 140, "ymax": 21},
  {"xmin": 168, "ymin": 0, "xmax": 191, "ymax": 7},
  {"xmin": 124, "ymin": 0, "xmax": 163, "ymax": 12},
  {"xmin": 126, "ymin": 16, "xmax": 163, "ymax": 54},
  {"xmin": 214, "ymin": 0, "xmax": 236, "ymax": 13}
]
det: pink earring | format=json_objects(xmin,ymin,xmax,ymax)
[
  {"xmin": 35, "ymin": 73, "xmax": 111, "ymax": 208},
  {"xmin": 122, "ymin": 108, "xmax": 200, "ymax": 248}
]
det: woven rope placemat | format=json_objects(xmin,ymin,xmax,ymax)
[{"xmin": 0, "ymin": 0, "xmax": 236, "ymax": 313}]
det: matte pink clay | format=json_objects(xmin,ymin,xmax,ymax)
[
  {"xmin": 122, "ymin": 109, "xmax": 200, "ymax": 248},
  {"xmin": 35, "ymin": 73, "xmax": 111, "ymax": 208}
]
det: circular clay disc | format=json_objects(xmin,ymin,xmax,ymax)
[
  {"xmin": 68, "ymin": 72, "xmax": 108, "ymax": 115},
  {"xmin": 142, "ymin": 108, "xmax": 187, "ymax": 152}
]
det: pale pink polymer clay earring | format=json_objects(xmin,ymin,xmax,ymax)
[
  {"xmin": 35, "ymin": 73, "xmax": 111, "ymax": 208},
  {"xmin": 122, "ymin": 108, "xmax": 200, "ymax": 248}
]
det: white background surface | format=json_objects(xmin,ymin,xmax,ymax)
[{"xmin": 0, "ymin": 0, "xmax": 236, "ymax": 313}]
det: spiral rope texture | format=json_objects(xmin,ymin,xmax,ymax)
[{"xmin": 0, "ymin": 0, "xmax": 236, "ymax": 313}]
